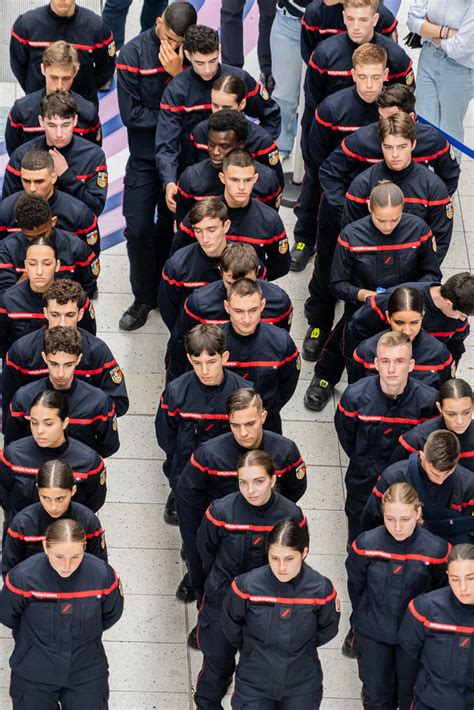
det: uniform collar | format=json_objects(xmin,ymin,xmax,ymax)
[
  {"xmin": 384, "ymin": 522, "xmax": 420, "ymax": 548},
  {"xmin": 228, "ymin": 322, "xmax": 261, "ymax": 341},
  {"xmin": 240, "ymin": 490, "xmax": 276, "ymax": 512},
  {"xmin": 48, "ymin": 3, "xmax": 78, "ymax": 21},
  {"xmin": 381, "ymin": 161, "xmax": 416, "ymax": 181},
  {"xmin": 46, "ymin": 377, "xmax": 78, "ymax": 397},
  {"xmin": 39, "ymin": 502, "xmax": 73, "ymax": 529},
  {"xmin": 34, "ymin": 436, "xmax": 69, "ymax": 457}
]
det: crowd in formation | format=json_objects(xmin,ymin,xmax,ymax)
[{"xmin": 0, "ymin": 0, "xmax": 472, "ymax": 708}]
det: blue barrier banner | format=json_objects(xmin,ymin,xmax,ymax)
[{"xmin": 417, "ymin": 115, "xmax": 474, "ymax": 160}]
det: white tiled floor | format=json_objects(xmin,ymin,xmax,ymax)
[{"xmin": 0, "ymin": 1, "xmax": 473, "ymax": 708}]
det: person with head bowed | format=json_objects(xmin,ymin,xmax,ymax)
[
  {"xmin": 195, "ymin": 452, "xmax": 307, "ymax": 709},
  {"xmin": 346, "ymin": 482, "xmax": 450, "ymax": 706},
  {"xmin": 2, "ymin": 459, "xmax": 107, "ymax": 579},
  {"xmin": 399, "ymin": 543, "xmax": 474, "ymax": 709},
  {"xmin": 0, "ymin": 518, "xmax": 123, "ymax": 709},
  {"xmin": 222, "ymin": 519, "xmax": 340, "ymax": 709}
]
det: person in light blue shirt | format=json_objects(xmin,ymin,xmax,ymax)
[{"xmin": 408, "ymin": 0, "xmax": 473, "ymax": 161}]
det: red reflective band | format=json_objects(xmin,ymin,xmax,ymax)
[
  {"xmin": 7, "ymin": 311, "xmax": 45, "ymax": 320},
  {"xmin": 337, "ymin": 401, "xmax": 430, "ymax": 426},
  {"xmin": 10, "ymin": 29, "xmax": 114, "ymax": 52},
  {"xmin": 450, "ymin": 499, "xmax": 474, "ymax": 511},
  {"xmin": 0, "ymin": 450, "xmax": 105, "ymax": 480},
  {"xmin": 231, "ymin": 578, "xmax": 337, "ymax": 605},
  {"xmin": 399, "ymin": 436, "xmax": 417, "ymax": 453},
  {"xmin": 116, "ymin": 63, "xmax": 166, "ymax": 74},
  {"xmin": 459, "ymin": 451, "xmax": 474, "ymax": 459},
  {"xmin": 161, "ymin": 270, "xmax": 209, "ymax": 289},
  {"xmin": 338, "ymin": 231, "xmax": 432, "ymax": 252},
  {"xmin": 225, "ymin": 348, "xmax": 298, "ymax": 369},
  {"xmin": 413, "ymin": 142, "xmax": 450, "ymax": 163},
  {"xmin": 353, "ymin": 351, "xmax": 452, "ymax": 373},
  {"xmin": 255, "ymin": 187, "xmax": 282, "ymax": 204},
  {"xmin": 7, "ymin": 527, "xmax": 103, "ymax": 542},
  {"xmin": 341, "ymin": 141, "xmax": 381, "ymax": 164},
  {"xmin": 315, "ymin": 110, "xmax": 362, "ymax": 133},
  {"xmin": 176, "ymin": 185, "xmax": 215, "ymax": 200},
  {"xmin": 353, "ymin": 351, "xmax": 374, "ymax": 370},
  {"xmin": 206, "ymin": 507, "xmax": 307, "ymax": 532},
  {"xmin": 11, "ymin": 407, "xmax": 115, "ymax": 426},
  {"xmin": 160, "ymin": 396, "xmax": 229, "ymax": 421},
  {"xmin": 429, "ymin": 321, "xmax": 468, "ymax": 337},
  {"xmin": 5, "ymin": 569, "xmax": 119, "ymax": 599},
  {"xmin": 369, "ymin": 294, "xmax": 388, "ymax": 324},
  {"xmin": 254, "ymin": 143, "xmax": 278, "ymax": 157},
  {"xmin": 160, "ymin": 102, "xmax": 212, "ymax": 113},
  {"xmin": 387, "ymin": 62, "xmax": 413, "ymax": 80},
  {"xmin": 190, "ymin": 452, "xmax": 303, "ymax": 479},
  {"xmin": 6, "ymin": 164, "xmax": 21, "ymax": 177},
  {"xmin": 352, "ymin": 541, "xmax": 448, "ymax": 564},
  {"xmin": 373, "ymin": 486, "xmax": 384, "ymax": 499},
  {"xmin": 345, "ymin": 192, "xmax": 367, "ymax": 204},
  {"xmin": 246, "ymin": 82, "xmax": 260, "ymax": 99},
  {"xmin": 75, "ymin": 216, "xmax": 98, "ymax": 235},
  {"xmin": 404, "ymin": 196, "xmax": 451, "ymax": 207},
  {"xmin": 408, "ymin": 599, "xmax": 474, "ymax": 634}
]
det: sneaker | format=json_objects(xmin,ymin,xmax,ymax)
[
  {"xmin": 304, "ymin": 376, "xmax": 334, "ymax": 412},
  {"xmin": 302, "ymin": 326, "xmax": 329, "ymax": 361},
  {"xmin": 290, "ymin": 242, "xmax": 315, "ymax": 272}
]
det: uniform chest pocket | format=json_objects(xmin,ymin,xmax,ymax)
[
  {"xmin": 25, "ymin": 600, "xmax": 56, "ymax": 643},
  {"xmin": 247, "ymin": 603, "xmax": 272, "ymax": 644},
  {"xmin": 424, "ymin": 631, "xmax": 455, "ymax": 680},
  {"xmin": 375, "ymin": 251, "xmax": 401, "ymax": 290},
  {"xmin": 140, "ymin": 74, "xmax": 163, "ymax": 109},
  {"xmin": 78, "ymin": 598, "xmax": 103, "ymax": 642},
  {"xmin": 291, "ymin": 606, "xmax": 318, "ymax": 651}
]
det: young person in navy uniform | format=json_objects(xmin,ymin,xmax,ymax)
[
  {"xmin": 177, "ymin": 388, "xmax": 307, "ymax": 647},
  {"xmin": 391, "ymin": 379, "xmax": 474, "ymax": 473},
  {"xmin": 0, "ymin": 150, "xmax": 101, "ymax": 256},
  {"xmin": 361, "ymin": 431, "xmax": 474, "ymax": 546},
  {"xmin": 9, "ymin": 0, "xmax": 116, "ymax": 105},
  {"xmin": 182, "ymin": 243, "xmax": 293, "ymax": 335},
  {"xmin": 335, "ymin": 331, "xmax": 438, "ymax": 545},
  {"xmin": 2, "ymin": 279, "xmax": 128, "ymax": 420},
  {"xmin": 0, "ymin": 391, "xmax": 107, "ymax": 525},
  {"xmin": 345, "ymin": 273, "xmax": 474, "ymax": 369},
  {"xmin": 302, "ymin": 0, "xmax": 414, "ymax": 141},
  {"xmin": 117, "ymin": 2, "xmax": 198, "ymax": 332},
  {"xmin": 347, "ymin": 482, "xmax": 450, "ymax": 705},
  {"xmin": 0, "ymin": 519, "xmax": 123, "ymax": 709},
  {"xmin": 195, "ymin": 451, "xmax": 307, "ymax": 709},
  {"xmin": 155, "ymin": 24, "xmax": 281, "ymax": 214},
  {"xmin": 2, "ymin": 459, "xmax": 107, "ymax": 580},
  {"xmin": 173, "ymin": 151, "xmax": 290, "ymax": 281},
  {"xmin": 300, "ymin": 0, "xmax": 398, "ymax": 64},
  {"xmin": 348, "ymin": 286, "xmax": 452, "ymax": 389},
  {"xmin": 189, "ymin": 74, "xmax": 283, "ymax": 185},
  {"xmin": 222, "ymin": 520, "xmax": 340, "ymax": 709},
  {"xmin": 0, "ymin": 194, "xmax": 98, "ymax": 298},
  {"xmin": 5, "ymin": 327, "xmax": 119, "ymax": 459},
  {"xmin": 176, "ymin": 112, "xmax": 281, "ymax": 225},
  {"xmin": 399, "ymin": 543, "xmax": 474, "ymax": 710},
  {"xmin": 6, "ymin": 41, "xmax": 101, "ymax": 155},
  {"xmin": 222, "ymin": 279, "xmax": 300, "ymax": 434},
  {"xmin": 3, "ymin": 93, "xmax": 108, "ymax": 217},
  {"xmin": 291, "ymin": 42, "xmax": 386, "ymax": 272}
]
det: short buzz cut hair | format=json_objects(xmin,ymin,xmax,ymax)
[
  {"xmin": 226, "ymin": 388, "xmax": 264, "ymax": 416},
  {"xmin": 43, "ymin": 325, "xmax": 83, "ymax": 356},
  {"xmin": 352, "ymin": 43, "xmax": 387, "ymax": 69},
  {"xmin": 42, "ymin": 41, "xmax": 79, "ymax": 70},
  {"xmin": 219, "ymin": 243, "xmax": 259, "ymax": 277},
  {"xmin": 226, "ymin": 278, "xmax": 262, "ymax": 302},
  {"xmin": 40, "ymin": 91, "xmax": 77, "ymax": 120},
  {"xmin": 184, "ymin": 25, "xmax": 219, "ymax": 55},
  {"xmin": 162, "ymin": 2, "xmax": 197, "ymax": 38},
  {"xmin": 185, "ymin": 323, "xmax": 227, "ymax": 357},
  {"xmin": 208, "ymin": 109, "xmax": 249, "ymax": 143},
  {"xmin": 14, "ymin": 194, "xmax": 52, "ymax": 230},
  {"xmin": 343, "ymin": 0, "xmax": 379, "ymax": 11},
  {"xmin": 222, "ymin": 149, "xmax": 255, "ymax": 172},
  {"xmin": 424, "ymin": 430, "xmax": 460, "ymax": 472},
  {"xmin": 188, "ymin": 198, "xmax": 229, "ymax": 226},
  {"xmin": 378, "ymin": 111, "xmax": 416, "ymax": 144},
  {"xmin": 376, "ymin": 330, "xmax": 412, "ymax": 357},
  {"xmin": 44, "ymin": 279, "xmax": 87, "ymax": 309},
  {"xmin": 21, "ymin": 149, "xmax": 55, "ymax": 173}
]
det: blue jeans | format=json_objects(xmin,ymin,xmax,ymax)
[
  {"xmin": 102, "ymin": 0, "xmax": 168, "ymax": 49},
  {"xmin": 415, "ymin": 42, "xmax": 474, "ymax": 162},
  {"xmin": 270, "ymin": 7, "xmax": 303, "ymax": 154}
]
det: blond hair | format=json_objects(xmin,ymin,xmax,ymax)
[
  {"xmin": 382, "ymin": 483, "xmax": 423, "ymax": 518},
  {"xmin": 344, "ymin": 0, "xmax": 379, "ymax": 13},
  {"xmin": 352, "ymin": 43, "xmax": 387, "ymax": 69},
  {"xmin": 42, "ymin": 41, "xmax": 79, "ymax": 71}
]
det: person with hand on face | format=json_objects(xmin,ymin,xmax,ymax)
[
  {"xmin": 0, "ymin": 194, "xmax": 98, "ymax": 298},
  {"xmin": 0, "ymin": 390, "xmax": 107, "ymax": 527},
  {"xmin": 348, "ymin": 286, "xmax": 452, "ymax": 389},
  {"xmin": 194, "ymin": 451, "xmax": 307, "ymax": 709},
  {"xmin": 176, "ymin": 110, "xmax": 281, "ymax": 225},
  {"xmin": 361, "ymin": 430, "xmax": 474, "ymax": 546},
  {"xmin": 117, "ymin": 2, "xmax": 198, "ymax": 333},
  {"xmin": 102, "ymin": 0, "xmax": 168, "ymax": 52},
  {"xmin": 0, "ymin": 519, "xmax": 123, "ymax": 709},
  {"xmin": 160, "ymin": 200, "xmax": 231, "ymax": 381},
  {"xmin": 174, "ymin": 151, "xmax": 290, "ymax": 281},
  {"xmin": 345, "ymin": 272, "xmax": 474, "ymax": 370},
  {"xmin": 346, "ymin": 483, "xmax": 450, "ymax": 706},
  {"xmin": 391, "ymin": 379, "xmax": 474, "ymax": 472},
  {"xmin": 6, "ymin": 41, "xmax": 101, "ymax": 156},
  {"xmin": 177, "ymin": 388, "xmax": 307, "ymax": 649},
  {"xmin": 2, "ymin": 459, "xmax": 107, "ymax": 580},
  {"xmin": 182, "ymin": 243, "xmax": 293, "ymax": 335},
  {"xmin": 2, "ymin": 279, "xmax": 127, "ymax": 421},
  {"xmin": 335, "ymin": 331, "xmax": 439, "ymax": 546},
  {"xmin": 222, "ymin": 280, "xmax": 300, "ymax": 434},
  {"xmin": 398, "ymin": 543, "xmax": 474, "ymax": 710},
  {"xmin": 5, "ymin": 327, "xmax": 119, "ymax": 460},
  {"xmin": 0, "ymin": 150, "xmax": 101, "ymax": 256},
  {"xmin": 155, "ymin": 24, "xmax": 281, "ymax": 214},
  {"xmin": 222, "ymin": 520, "xmax": 340, "ymax": 710},
  {"xmin": 9, "ymin": 0, "xmax": 115, "ymax": 105},
  {"xmin": 189, "ymin": 74, "xmax": 283, "ymax": 185},
  {"xmin": 3, "ymin": 93, "xmax": 108, "ymax": 217}
]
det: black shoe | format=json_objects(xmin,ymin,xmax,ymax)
[
  {"xmin": 290, "ymin": 242, "xmax": 315, "ymax": 272},
  {"xmin": 341, "ymin": 628, "xmax": 356, "ymax": 659},
  {"xmin": 260, "ymin": 72, "xmax": 275, "ymax": 95},
  {"xmin": 187, "ymin": 624, "xmax": 199, "ymax": 650},
  {"xmin": 119, "ymin": 301, "xmax": 154, "ymax": 331},
  {"xmin": 91, "ymin": 284, "xmax": 99, "ymax": 300},
  {"xmin": 163, "ymin": 491, "xmax": 178, "ymax": 526},
  {"xmin": 302, "ymin": 326, "xmax": 329, "ymax": 361},
  {"xmin": 180, "ymin": 543, "xmax": 186, "ymax": 561},
  {"xmin": 304, "ymin": 376, "xmax": 334, "ymax": 412},
  {"xmin": 176, "ymin": 572, "xmax": 196, "ymax": 603},
  {"xmin": 98, "ymin": 79, "xmax": 113, "ymax": 91}
]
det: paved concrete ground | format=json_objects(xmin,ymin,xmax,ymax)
[{"xmin": 0, "ymin": 1, "xmax": 473, "ymax": 708}]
